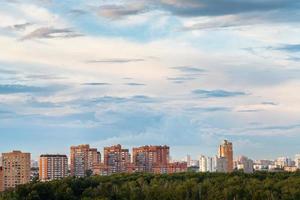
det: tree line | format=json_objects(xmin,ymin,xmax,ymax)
[{"xmin": 1, "ymin": 171, "xmax": 300, "ymax": 200}]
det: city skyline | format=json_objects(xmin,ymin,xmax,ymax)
[
  {"xmin": 1, "ymin": 0, "xmax": 300, "ymax": 160},
  {"xmin": 0, "ymin": 141, "xmax": 299, "ymax": 163},
  {"xmin": 1, "ymin": 140, "xmax": 300, "ymax": 192}
]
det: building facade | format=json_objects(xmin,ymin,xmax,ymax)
[
  {"xmin": 1, "ymin": 151, "xmax": 31, "ymax": 190},
  {"xmin": 88, "ymin": 148, "xmax": 101, "ymax": 170},
  {"xmin": 207, "ymin": 156, "xmax": 217, "ymax": 172},
  {"xmin": 70, "ymin": 144, "xmax": 101, "ymax": 177},
  {"xmin": 104, "ymin": 144, "xmax": 131, "ymax": 174},
  {"xmin": 132, "ymin": 145, "xmax": 170, "ymax": 173},
  {"xmin": 275, "ymin": 157, "xmax": 293, "ymax": 169},
  {"xmin": 185, "ymin": 155, "xmax": 191, "ymax": 167},
  {"xmin": 216, "ymin": 157, "xmax": 228, "ymax": 172},
  {"xmin": 218, "ymin": 140, "xmax": 233, "ymax": 172},
  {"xmin": 295, "ymin": 154, "xmax": 300, "ymax": 169},
  {"xmin": 167, "ymin": 162, "xmax": 187, "ymax": 173},
  {"xmin": 199, "ymin": 155, "xmax": 207, "ymax": 172},
  {"xmin": 39, "ymin": 154, "xmax": 68, "ymax": 181},
  {"xmin": 235, "ymin": 156, "xmax": 253, "ymax": 173},
  {"xmin": 0, "ymin": 167, "xmax": 3, "ymax": 192}
]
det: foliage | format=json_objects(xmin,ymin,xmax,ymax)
[{"xmin": 1, "ymin": 172, "xmax": 300, "ymax": 200}]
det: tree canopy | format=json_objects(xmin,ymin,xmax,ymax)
[{"xmin": 1, "ymin": 172, "xmax": 300, "ymax": 200}]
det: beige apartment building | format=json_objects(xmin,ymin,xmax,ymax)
[
  {"xmin": 0, "ymin": 167, "xmax": 3, "ymax": 192},
  {"xmin": 1, "ymin": 150, "xmax": 31, "ymax": 190}
]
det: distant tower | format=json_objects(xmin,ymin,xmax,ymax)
[
  {"xmin": 218, "ymin": 140, "xmax": 233, "ymax": 172},
  {"xmin": 295, "ymin": 154, "xmax": 300, "ymax": 169},
  {"xmin": 199, "ymin": 155, "xmax": 207, "ymax": 172},
  {"xmin": 186, "ymin": 155, "xmax": 191, "ymax": 167}
]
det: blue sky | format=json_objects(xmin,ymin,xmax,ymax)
[{"xmin": 0, "ymin": 0, "xmax": 300, "ymax": 160}]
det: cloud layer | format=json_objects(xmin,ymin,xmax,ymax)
[{"xmin": 0, "ymin": 0, "xmax": 300, "ymax": 160}]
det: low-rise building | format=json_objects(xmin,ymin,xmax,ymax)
[
  {"xmin": 167, "ymin": 162, "xmax": 187, "ymax": 173},
  {"xmin": 284, "ymin": 166, "xmax": 298, "ymax": 172}
]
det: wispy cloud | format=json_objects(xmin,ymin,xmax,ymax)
[
  {"xmin": 168, "ymin": 66, "xmax": 206, "ymax": 83},
  {"xmin": 71, "ymin": 95, "xmax": 157, "ymax": 107},
  {"xmin": 69, "ymin": 9, "xmax": 87, "ymax": 16},
  {"xmin": 7, "ymin": 22, "xmax": 33, "ymax": 31},
  {"xmin": 261, "ymin": 102, "xmax": 278, "ymax": 106},
  {"xmin": 81, "ymin": 82, "xmax": 111, "ymax": 86},
  {"xmin": 0, "ymin": 69, "xmax": 17, "ymax": 75},
  {"xmin": 97, "ymin": 4, "xmax": 147, "ymax": 19},
  {"xmin": 0, "ymin": 84, "xmax": 66, "ymax": 94},
  {"xmin": 274, "ymin": 44, "xmax": 300, "ymax": 52},
  {"xmin": 96, "ymin": 0, "xmax": 299, "ymax": 19},
  {"xmin": 158, "ymin": 0, "xmax": 299, "ymax": 17},
  {"xmin": 92, "ymin": 0, "xmax": 300, "ymax": 32},
  {"xmin": 0, "ymin": 84, "xmax": 44, "ymax": 94},
  {"xmin": 25, "ymin": 74, "xmax": 66, "ymax": 80},
  {"xmin": 237, "ymin": 109, "xmax": 262, "ymax": 113},
  {"xmin": 193, "ymin": 89, "xmax": 247, "ymax": 98},
  {"xmin": 167, "ymin": 76, "xmax": 196, "ymax": 84},
  {"xmin": 86, "ymin": 58, "xmax": 145, "ymax": 64},
  {"xmin": 125, "ymin": 82, "xmax": 146, "ymax": 86},
  {"xmin": 20, "ymin": 27, "xmax": 83, "ymax": 41},
  {"xmin": 186, "ymin": 106, "xmax": 231, "ymax": 112},
  {"xmin": 287, "ymin": 56, "xmax": 300, "ymax": 62},
  {"xmin": 248, "ymin": 124, "xmax": 300, "ymax": 131},
  {"xmin": 173, "ymin": 66, "xmax": 206, "ymax": 73}
]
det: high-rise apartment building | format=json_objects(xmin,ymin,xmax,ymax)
[
  {"xmin": 216, "ymin": 156, "xmax": 228, "ymax": 172},
  {"xmin": 295, "ymin": 154, "xmax": 300, "ymax": 169},
  {"xmin": 132, "ymin": 145, "xmax": 170, "ymax": 172},
  {"xmin": 1, "ymin": 151, "xmax": 31, "ymax": 190},
  {"xmin": 88, "ymin": 148, "xmax": 101, "ymax": 170},
  {"xmin": 104, "ymin": 144, "xmax": 131, "ymax": 174},
  {"xmin": 70, "ymin": 144, "xmax": 101, "ymax": 177},
  {"xmin": 186, "ymin": 155, "xmax": 191, "ymax": 167},
  {"xmin": 218, "ymin": 140, "xmax": 233, "ymax": 172},
  {"xmin": 235, "ymin": 156, "xmax": 253, "ymax": 173},
  {"xmin": 39, "ymin": 154, "xmax": 68, "ymax": 181},
  {"xmin": 207, "ymin": 156, "xmax": 217, "ymax": 172},
  {"xmin": 0, "ymin": 167, "xmax": 3, "ymax": 192},
  {"xmin": 275, "ymin": 157, "xmax": 293, "ymax": 168},
  {"xmin": 199, "ymin": 155, "xmax": 207, "ymax": 172}
]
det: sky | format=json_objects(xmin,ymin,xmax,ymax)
[{"xmin": 0, "ymin": 0, "xmax": 300, "ymax": 160}]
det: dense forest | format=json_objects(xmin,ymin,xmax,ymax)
[{"xmin": 1, "ymin": 172, "xmax": 300, "ymax": 200}]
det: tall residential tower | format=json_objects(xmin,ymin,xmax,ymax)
[
  {"xmin": 103, "ymin": 144, "xmax": 131, "ymax": 174},
  {"xmin": 39, "ymin": 154, "xmax": 68, "ymax": 181},
  {"xmin": 1, "ymin": 151, "xmax": 31, "ymax": 190},
  {"xmin": 133, "ymin": 145, "xmax": 170, "ymax": 172},
  {"xmin": 218, "ymin": 140, "xmax": 233, "ymax": 172},
  {"xmin": 70, "ymin": 144, "xmax": 101, "ymax": 177}
]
